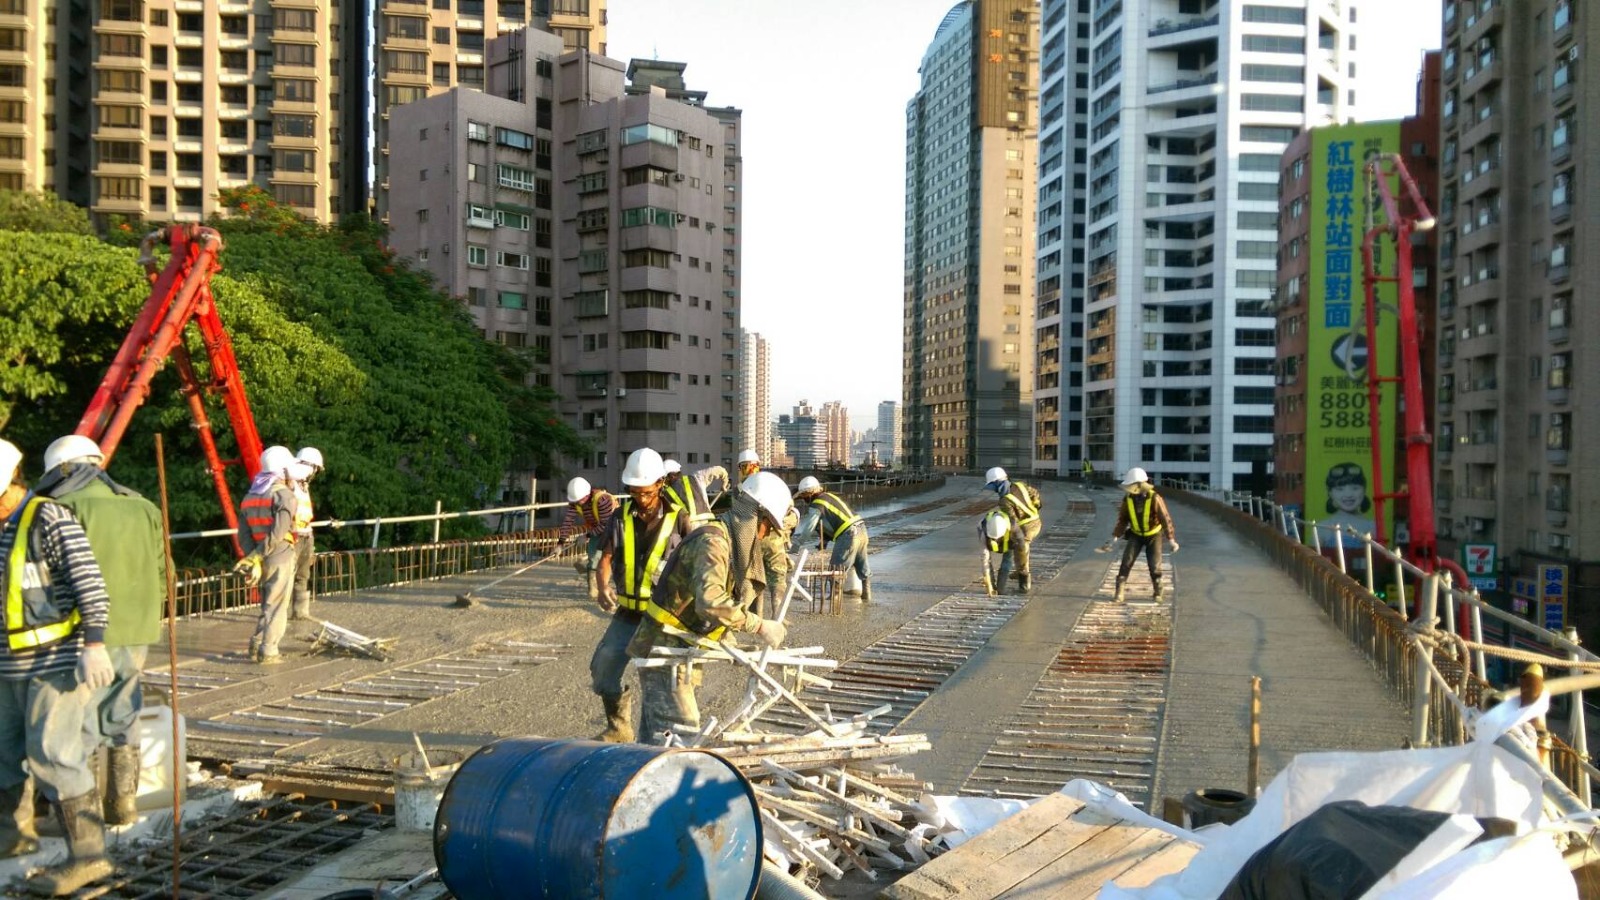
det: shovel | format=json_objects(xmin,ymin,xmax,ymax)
[{"xmin": 453, "ymin": 549, "xmax": 564, "ymax": 607}]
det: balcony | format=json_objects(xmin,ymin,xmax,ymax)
[
  {"xmin": 1552, "ymin": 79, "xmax": 1574, "ymax": 108},
  {"xmin": 619, "ymin": 140, "xmax": 679, "ymax": 173},
  {"xmin": 1460, "ymin": 219, "xmax": 1499, "ymax": 255},
  {"xmin": 1460, "ymin": 271, "xmax": 1499, "ymax": 306},
  {"xmin": 1462, "ymin": 58, "xmax": 1502, "ymax": 99},
  {"xmin": 93, "ymin": 17, "xmax": 146, "ymax": 35},
  {"xmin": 1551, "ymin": 138, "xmax": 1572, "ymax": 166},
  {"xmin": 1461, "ymin": 111, "xmax": 1502, "ymax": 154},
  {"xmin": 1546, "ymin": 385, "xmax": 1569, "ymax": 405},
  {"xmin": 1550, "ymin": 198, "xmax": 1571, "ymax": 224},
  {"xmin": 1460, "ymin": 163, "xmax": 1499, "ymax": 199},
  {"xmin": 1547, "ymin": 446, "xmax": 1569, "ymax": 466},
  {"xmin": 1547, "ymin": 259, "xmax": 1570, "ymax": 285},
  {"xmin": 619, "ymin": 224, "xmax": 677, "ymax": 253},
  {"xmin": 1462, "ymin": 5, "xmax": 1502, "ymax": 44},
  {"xmin": 1147, "ymin": 13, "xmax": 1219, "ymax": 40}
]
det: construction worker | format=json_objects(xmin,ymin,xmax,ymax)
[
  {"xmin": 236, "ymin": 446, "xmax": 300, "ymax": 664},
  {"xmin": 724, "ymin": 472, "xmax": 795, "ymax": 615},
  {"xmin": 557, "ymin": 476, "xmax": 617, "ymax": 601},
  {"xmin": 629, "ymin": 472, "xmax": 790, "ymax": 744},
  {"xmin": 985, "ymin": 467, "xmax": 1043, "ymax": 594},
  {"xmin": 592, "ymin": 449, "xmax": 689, "ymax": 743},
  {"xmin": 0, "ymin": 439, "xmax": 115, "ymax": 895},
  {"xmin": 1081, "ymin": 458, "xmax": 1094, "ymax": 485},
  {"xmin": 735, "ymin": 448, "xmax": 760, "ymax": 481},
  {"xmin": 1101, "ymin": 467, "xmax": 1179, "ymax": 602},
  {"xmin": 979, "ymin": 509, "xmax": 1013, "ymax": 596},
  {"xmin": 791, "ymin": 476, "xmax": 872, "ymax": 602},
  {"xmin": 289, "ymin": 446, "xmax": 323, "ymax": 621},
  {"xmin": 35, "ymin": 435, "xmax": 164, "ymax": 828},
  {"xmin": 661, "ymin": 458, "xmax": 729, "ymax": 526}
]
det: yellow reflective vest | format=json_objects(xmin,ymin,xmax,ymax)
[
  {"xmin": 663, "ymin": 473, "xmax": 715, "ymax": 525},
  {"xmin": 5, "ymin": 497, "xmax": 82, "ymax": 653},
  {"xmin": 810, "ymin": 492, "xmax": 862, "ymax": 542},
  {"xmin": 1001, "ymin": 482, "xmax": 1040, "ymax": 526},
  {"xmin": 1124, "ymin": 492, "xmax": 1164, "ymax": 537},
  {"xmin": 617, "ymin": 505, "xmax": 680, "ymax": 612},
  {"xmin": 641, "ymin": 521, "xmax": 732, "ymax": 647}
]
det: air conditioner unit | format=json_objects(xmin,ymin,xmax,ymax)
[
  {"xmin": 442, "ymin": 242, "xmax": 450, "ymax": 254},
  {"xmin": 593, "ymin": 414, "xmax": 606, "ymax": 428},
  {"xmin": 616, "ymin": 388, "xmax": 627, "ymax": 397},
  {"xmin": 675, "ymin": 213, "xmax": 687, "ymax": 222},
  {"xmin": 672, "ymin": 173, "xmax": 685, "ymax": 182},
  {"xmin": 1470, "ymin": 517, "xmax": 1488, "ymax": 533},
  {"xmin": 1567, "ymin": 46, "xmax": 1580, "ymax": 61}
]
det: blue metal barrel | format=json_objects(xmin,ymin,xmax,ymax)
[{"xmin": 434, "ymin": 737, "xmax": 763, "ymax": 899}]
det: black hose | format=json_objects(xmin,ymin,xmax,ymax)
[{"xmin": 755, "ymin": 860, "xmax": 829, "ymax": 900}]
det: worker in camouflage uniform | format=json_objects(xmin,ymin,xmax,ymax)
[
  {"xmin": 629, "ymin": 473, "xmax": 791, "ymax": 744},
  {"xmin": 984, "ymin": 466, "xmax": 1043, "ymax": 594},
  {"xmin": 724, "ymin": 472, "xmax": 796, "ymax": 616}
]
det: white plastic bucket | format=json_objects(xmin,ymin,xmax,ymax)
[
  {"xmin": 133, "ymin": 705, "xmax": 186, "ymax": 811},
  {"xmin": 394, "ymin": 751, "xmax": 460, "ymax": 832}
]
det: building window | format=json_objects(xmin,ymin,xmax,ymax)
[
  {"xmin": 467, "ymin": 244, "xmax": 488, "ymax": 267},
  {"xmin": 498, "ymin": 291, "xmax": 526, "ymax": 310},
  {"xmin": 497, "ymin": 251, "xmax": 529, "ymax": 270}
]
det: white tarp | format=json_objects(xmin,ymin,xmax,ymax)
[{"xmin": 913, "ymin": 694, "xmax": 1578, "ymax": 899}]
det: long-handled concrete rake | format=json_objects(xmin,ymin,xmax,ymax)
[{"xmin": 452, "ymin": 551, "xmax": 563, "ymax": 607}]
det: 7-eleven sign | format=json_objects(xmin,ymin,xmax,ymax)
[{"xmin": 1463, "ymin": 543, "xmax": 1496, "ymax": 576}]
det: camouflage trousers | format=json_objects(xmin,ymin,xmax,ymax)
[{"xmin": 637, "ymin": 663, "xmax": 701, "ymax": 746}]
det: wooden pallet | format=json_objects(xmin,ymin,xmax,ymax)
[{"xmin": 881, "ymin": 793, "xmax": 1197, "ymax": 899}]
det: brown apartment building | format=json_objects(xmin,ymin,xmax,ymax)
[{"xmin": 1, "ymin": 0, "xmax": 368, "ymax": 224}]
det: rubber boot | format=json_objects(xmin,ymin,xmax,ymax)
[
  {"xmin": 1153, "ymin": 581, "xmax": 1165, "ymax": 602},
  {"xmin": 28, "ymin": 791, "xmax": 115, "ymax": 896},
  {"xmin": 0, "ymin": 780, "xmax": 39, "ymax": 859},
  {"xmin": 586, "ymin": 569, "xmax": 599, "ymax": 602},
  {"xmin": 104, "ymin": 745, "xmax": 140, "ymax": 827},
  {"xmin": 1018, "ymin": 573, "xmax": 1032, "ymax": 595},
  {"xmin": 1113, "ymin": 580, "xmax": 1126, "ymax": 603},
  {"xmin": 596, "ymin": 694, "xmax": 634, "ymax": 743},
  {"xmin": 860, "ymin": 578, "xmax": 872, "ymax": 603}
]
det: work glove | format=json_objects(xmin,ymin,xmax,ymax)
[
  {"xmin": 232, "ymin": 554, "xmax": 262, "ymax": 586},
  {"xmin": 754, "ymin": 617, "xmax": 788, "ymax": 649},
  {"xmin": 1168, "ymin": 540, "xmax": 1180, "ymax": 553},
  {"xmin": 77, "ymin": 644, "xmax": 115, "ymax": 690}
]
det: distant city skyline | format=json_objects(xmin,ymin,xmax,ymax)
[{"xmin": 605, "ymin": 0, "xmax": 1444, "ymax": 431}]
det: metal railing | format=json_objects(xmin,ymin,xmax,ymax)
[{"xmin": 1161, "ymin": 479, "xmax": 1597, "ymax": 811}]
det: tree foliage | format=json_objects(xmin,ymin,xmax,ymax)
[
  {"xmin": 0, "ymin": 189, "xmax": 585, "ymax": 563},
  {"xmin": 0, "ymin": 189, "xmax": 94, "ymax": 238}
]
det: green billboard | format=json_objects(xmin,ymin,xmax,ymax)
[{"xmin": 1307, "ymin": 122, "xmax": 1400, "ymax": 549}]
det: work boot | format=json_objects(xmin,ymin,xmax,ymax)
[
  {"xmin": 1113, "ymin": 581, "xmax": 1126, "ymax": 603},
  {"xmin": 586, "ymin": 570, "xmax": 599, "ymax": 602},
  {"xmin": 1153, "ymin": 582, "xmax": 1165, "ymax": 602},
  {"xmin": 596, "ymin": 694, "xmax": 634, "ymax": 743},
  {"xmin": 0, "ymin": 780, "xmax": 38, "ymax": 859},
  {"xmin": 104, "ymin": 745, "xmax": 140, "ymax": 827},
  {"xmin": 247, "ymin": 635, "xmax": 261, "ymax": 661},
  {"xmin": 859, "ymin": 578, "xmax": 872, "ymax": 603},
  {"xmin": 1018, "ymin": 573, "xmax": 1032, "ymax": 595},
  {"xmin": 28, "ymin": 791, "xmax": 115, "ymax": 896},
  {"xmin": 573, "ymin": 559, "xmax": 588, "ymax": 576}
]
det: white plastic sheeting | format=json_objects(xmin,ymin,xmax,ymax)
[{"xmin": 911, "ymin": 694, "xmax": 1579, "ymax": 899}]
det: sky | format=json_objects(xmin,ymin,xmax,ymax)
[{"xmin": 607, "ymin": 0, "xmax": 1444, "ymax": 433}]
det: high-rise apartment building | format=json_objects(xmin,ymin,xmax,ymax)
[
  {"xmin": 386, "ymin": 35, "xmax": 741, "ymax": 496},
  {"xmin": 877, "ymin": 400, "xmax": 902, "ymax": 466},
  {"xmin": 1038, "ymin": 0, "xmax": 1357, "ymax": 487},
  {"xmin": 1, "ymin": 0, "xmax": 367, "ymax": 223},
  {"xmin": 739, "ymin": 329, "xmax": 772, "ymax": 463},
  {"xmin": 775, "ymin": 405, "xmax": 826, "ymax": 470},
  {"xmin": 821, "ymin": 401, "xmax": 849, "ymax": 467},
  {"xmin": 903, "ymin": 0, "xmax": 1040, "ymax": 473},
  {"xmin": 1433, "ymin": 0, "xmax": 1594, "ymax": 616},
  {"xmin": 372, "ymin": 0, "xmax": 605, "ymax": 220}
]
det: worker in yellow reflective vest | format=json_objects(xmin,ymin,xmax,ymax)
[
  {"xmin": 235, "ymin": 445, "xmax": 300, "ymax": 664},
  {"xmin": 289, "ymin": 446, "xmax": 323, "ymax": 621},
  {"xmin": 979, "ymin": 509, "xmax": 1013, "ymax": 596},
  {"xmin": 558, "ymin": 476, "xmax": 618, "ymax": 601},
  {"xmin": 592, "ymin": 448, "xmax": 688, "ymax": 743},
  {"xmin": 791, "ymin": 476, "xmax": 872, "ymax": 601},
  {"xmin": 1102, "ymin": 467, "xmax": 1179, "ymax": 602},
  {"xmin": 985, "ymin": 467, "xmax": 1043, "ymax": 594},
  {"xmin": 0, "ymin": 439, "xmax": 116, "ymax": 895},
  {"xmin": 661, "ymin": 458, "xmax": 728, "ymax": 526},
  {"xmin": 628, "ymin": 472, "xmax": 790, "ymax": 744}
]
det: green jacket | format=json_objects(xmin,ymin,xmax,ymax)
[{"xmin": 51, "ymin": 480, "xmax": 166, "ymax": 647}]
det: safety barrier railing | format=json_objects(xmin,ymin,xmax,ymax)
[{"xmin": 1161, "ymin": 478, "xmax": 1596, "ymax": 812}]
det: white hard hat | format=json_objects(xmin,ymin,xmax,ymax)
[
  {"xmin": 44, "ymin": 435, "xmax": 104, "ymax": 472},
  {"xmin": 621, "ymin": 448, "xmax": 666, "ymax": 487},
  {"xmin": 663, "ymin": 459, "xmax": 682, "ymax": 475},
  {"xmin": 984, "ymin": 510, "xmax": 1012, "ymax": 541},
  {"xmin": 742, "ymin": 472, "xmax": 792, "ymax": 528},
  {"xmin": 1121, "ymin": 466, "xmax": 1150, "ymax": 486},
  {"xmin": 737, "ymin": 449, "xmax": 759, "ymax": 465},
  {"xmin": 296, "ymin": 446, "xmax": 324, "ymax": 470},
  {"xmin": 260, "ymin": 445, "xmax": 296, "ymax": 474},
  {"xmin": 288, "ymin": 461, "xmax": 316, "ymax": 483},
  {"xmin": 566, "ymin": 476, "xmax": 591, "ymax": 503},
  {"xmin": 0, "ymin": 439, "xmax": 21, "ymax": 486},
  {"xmin": 795, "ymin": 475, "xmax": 821, "ymax": 495},
  {"xmin": 985, "ymin": 467, "xmax": 1008, "ymax": 486}
]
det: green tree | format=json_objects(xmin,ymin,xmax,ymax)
[{"xmin": 0, "ymin": 189, "xmax": 94, "ymax": 237}]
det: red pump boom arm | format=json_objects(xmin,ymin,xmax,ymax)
[{"xmin": 75, "ymin": 225, "xmax": 264, "ymax": 557}]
